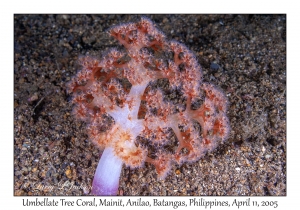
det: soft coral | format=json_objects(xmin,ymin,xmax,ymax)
[{"xmin": 67, "ymin": 17, "xmax": 230, "ymax": 195}]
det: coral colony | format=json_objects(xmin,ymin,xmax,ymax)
[{"xmin": 67, "ymin": 17, "xmax": 230, "ymax": 195}]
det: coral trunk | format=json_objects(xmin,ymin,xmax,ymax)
[{"xmin": 91, "ymin": 147, "xmax": 123, "ymax": 195}]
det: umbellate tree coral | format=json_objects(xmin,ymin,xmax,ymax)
[{"xmin": 67, "ymin": 17, "xmax": 230, "ymax": 195}]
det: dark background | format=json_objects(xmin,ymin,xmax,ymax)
[{"xmin": 14, "ymin": 14, "xmax": 286, "ymax": 196}]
